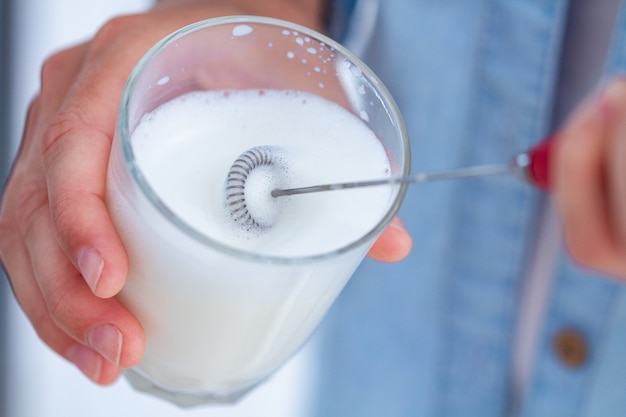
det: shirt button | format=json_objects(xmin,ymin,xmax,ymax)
[{"xmin": 552, "ymin": 328, "xmax": 588, "ymax": 368}]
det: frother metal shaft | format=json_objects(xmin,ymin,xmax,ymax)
[
  {"xmin": 270, "ymin": 137, "xmax": 554, "ymax": 198},
  {"xmin": 271, "ymin": 163, "xmax": 513, "ymax": 197}
]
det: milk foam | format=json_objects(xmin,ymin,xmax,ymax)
[{"xmin": 131, "ymin": 89, "xmax": 393, "ymax": 256}]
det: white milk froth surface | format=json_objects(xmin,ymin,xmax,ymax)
[{"xmin": 132, "ymin": 89, "xmax": 394, "ymax": 257}]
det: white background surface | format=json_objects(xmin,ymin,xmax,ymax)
[{"xmin": 6, "ymin": 1, "xmax": 314, "ymax": 416}]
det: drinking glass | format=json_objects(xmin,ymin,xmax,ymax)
[{"xmin": 106, "ymin": 16, "xmax": 410, "ymax": 407}]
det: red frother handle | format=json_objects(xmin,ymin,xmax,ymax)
[{"xmin": 525, "ymin": 135, "xmax": 555, "ymax": 191}]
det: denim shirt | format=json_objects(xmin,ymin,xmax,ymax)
[{"xmin": 313, "ymin": 1, "xmax": 626, "ymax": 416}]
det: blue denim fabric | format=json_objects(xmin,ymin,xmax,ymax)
[{"xmin": 312, "ymin": 1, "xmax": 626, "ymax": 416}]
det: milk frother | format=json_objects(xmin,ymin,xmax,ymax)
[{"xmin": 226, "ymin": 137, "xmax": 554, "ymax": 228}]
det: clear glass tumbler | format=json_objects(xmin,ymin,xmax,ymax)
[{"xmin": 106, "ymin": 16, "xmax": 410, "ymax": 407}]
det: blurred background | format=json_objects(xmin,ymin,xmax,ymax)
[{"xmin": 0, "ymin": 1, "xmax": 316, "ymax": 416}]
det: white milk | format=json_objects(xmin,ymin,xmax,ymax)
[{"xmin": 106, "ymin": 89, "xmax": 398, "ymax": 399}]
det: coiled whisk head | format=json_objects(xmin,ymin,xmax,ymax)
[{"xmin": 225, "ymin": 146, "xmax": 288, "ymax": 230}]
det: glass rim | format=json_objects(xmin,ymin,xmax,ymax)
[{"xmin": 117, "ymin": 15, "xmax": 411, "ymax": 265}]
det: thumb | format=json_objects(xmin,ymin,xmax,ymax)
[{"xmin": 368, "ymin": 216, "xmax": 413, "ymax": 263}]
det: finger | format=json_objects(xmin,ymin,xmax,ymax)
[
  {"xmin": 24, "ymin": 204, "xmax": 144, "ymax": 371},
  {"xmin": 39, "ymin": 43, "xmax": 89, "ymax": 119},
  {"xmin": 1, "ymin": 226, "xmax": 123, "ymax": 385},
  {"xmin": 38, "ymin": 43, "xmax": 128, "ymax": 298},
  {"xmin": 605, "ymin": 79, "xmax": 626, "ymax": 251},
  {"xmin": 5, "ymin": 45, "xmax": 88, "ymax": 184},
  {"xmin": 554, "ymin": 85, "xmax": 626, "ymax": 277},
  {"xmin": 368, "ymin": 216, "xmax": 413, "ymax": 262},
  {"xmin": 40, "ymin": 61, "xmax": 129, "ymax": 299},
  {"xmin": 38, "ymin": 15, "xmax": 177, "ymax": 299}
]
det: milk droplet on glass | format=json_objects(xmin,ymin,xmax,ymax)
[{"xmin": 232, "ymin": 25, "xmax": 253, "ymax": 37}]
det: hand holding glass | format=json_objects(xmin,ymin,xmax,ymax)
[{"xmin": 106, "ymin": 16, "xmax": 409, "ymax": 407}]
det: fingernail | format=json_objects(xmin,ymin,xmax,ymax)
[
  {"xmin": 67, "ymin": 344, "xmax": 102, "ymax": 382},
  {"xmin": 78, "ymin": 248, "xmax": 104, "ymax": 292},
  {"xmin": 88, "ymin": 324, "xmax": 122, "ymax": 367}
]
